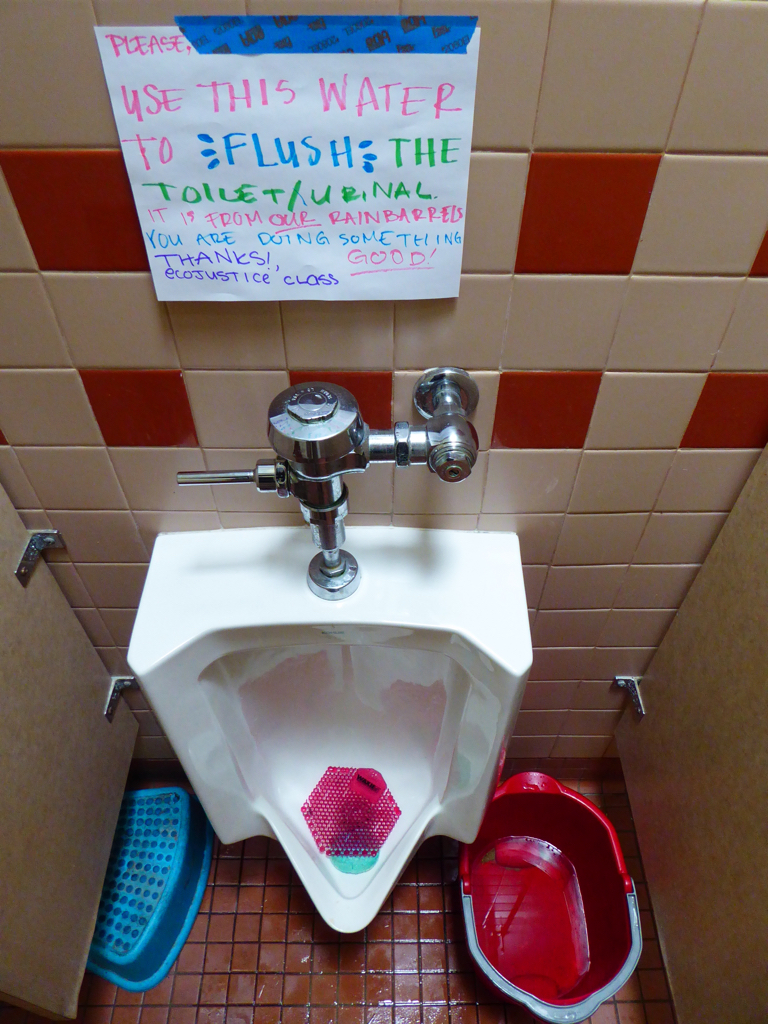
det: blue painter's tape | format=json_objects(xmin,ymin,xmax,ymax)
[{"xmin": 175, "ymin": 15, "xmax": 477, "ymax": 55}]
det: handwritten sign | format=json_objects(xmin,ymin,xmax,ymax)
[{"xmin": 94, "ymin": 17, "xmax": 479, "ymax": 301}]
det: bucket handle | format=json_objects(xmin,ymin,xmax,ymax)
[{"xmin": 497, "ymin": 771, "xmax": 564, "ymax": 797}]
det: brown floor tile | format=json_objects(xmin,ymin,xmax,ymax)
[
  {"xmin": 393, "ymin": 1008, "xmax": 420, "ymax": 1024},
  {"xmin": 204, "ymin": 945, "xmax": 232, "ymax": 975},
  {"xmin": 197, "ymin": 1008, "xmax": 225, "ymax": 1024},
  {"xmin": 230, "ymin": 944, "xmax": 259, "ymax": 973},
  {"xmin": 392, "ymin": 888, "xmax": 418, "ymax": 913},
  {"xmin": 365, "ymin": 1009, "xmax": 392, "ymax": 1024},
  {"xmin": 420, "ymin": 975, "xmax": 447, "ymax": 1004},
  {"xmin": 82, "ymin": 1007, "xmax": 113, "ymax": 1024},
  {"xmin": 288, "ymin": 915, "xmax": 315, "ymax": 942},
  {"xmin": 227, "ymin": 974, "xmax": 256, "ymax": 1006},
  {"xmin": 258, "ymin": 943, "xmax": 287, "ymax": 973},
  {"xmin": 211, "ymin": 888, "xmax": 238, "ymax": 914},
  {"xmin": 638, "ymin": 940, "xmax": 662, "ymax": 970},
  {"xmin": 643, "ymin": 1006, "xmax": 674, "ymax": 1024},
  {"xmin": 313, "ymin": 944, "xmax": 340, "ymax": 973},
  {"xmin": 234, "ymin": 915, "xmax": 262, "ymax": 943},
  {"xmin": 417, "ymin": 888, "xmax": 443, "ymax": 913},
  {"xmin": 287, "ymin": 944, "xmax": 313, "ymax": 973},
  {"xmin": 199, "ymin": 975, "xmax": 228, "ymax": 1006},
  {"xmin": 422, "ymin": 1007, "xmax": 448, "ymax": 1024},
  {"xmin": 639, "ymin": 910, "xmax": 657, "ymax": 940},
  {"xmin": 393, "ymin": 915, "xmax": 418, "ymax": 941},
  {"xmin": 225, "ymin": 1009, "xmax": 252, "ymax": 1024},
  {"xmin": 207, "ymin": 917, "xmax": 235, "ymax": 944},
  {"xmin": 115, "ymin": 989, "xmax": 142, "ymax": 1007},
  {"xmin": 112, "ymin": 1008, "xmax": 140, "ymax": 1024},
  {"xmin": 450, "ymin": 1007, "xmax": 478, "ymax": 1024},
  {"xmin": 215, "ymin": 862, "xmax": 240, "ymax": 886},
  {"xmin": 477, "ymin": 1006, "xmax": 506, "ymax": 1024},
  {"xmin": 143, "ymin": 980, "xmax": 174, "ymax": 1007},
  {"xmin": 266, "ymin": 860, "xmax": 292, "ymax": 884},
  {"xmin": 338, "ymin": 975, "xmax": 365, "ymax": 1005},
  {"xmin": 263, "ymin": 887, "xmax": 290, "ymax": 913},
  {"xmin": 447, "ymin": 975, "xmax": 475, "ymax": 1004},
  {"xmin": 366, "ymin": 975, "xmax": 393, "ymax": 1005},
  {"xmin": 240, "ymin": 862, "xmax": 266, "ymax": 886},
  {"xmin": 188, "ymin": 916, "xmax": 209, "ymax": 943},
  {"xmin": 337, "ymin": 1009, "xmax": 364, "ymax": 1024},
  {"xmin": 616, "ymin": 1004, "xmax": 647, "ymax": 1024},
  {"xmin": 311, "ymin": 975, "xmax": 339, "ymax": 1005},
  {"xmin": 417, "ymin": 861, "xmax": 442, "ymax": 885},
  {"xmin": 590, "ymin": 1006, "xmax": 619, "ymax": 1024},
  {"xmin": 419, "ymin": 945, "xmax": 446, "ymax": 973},
  {"xmin": 367, "ymin": 943, "xmax": 393, "ymax": 972},
  {"xmin": 393, "ymin": 975, "xmax": 420, "ymax": 1005},
  {"xmin": 367, "ymin": 915, "xmax": 393, "ymax": 942},
  {"xmin": 310, "ymin": 1009, "xmax": 336, "ymax": 1024},
  {"xmin": 283, "ymin": 973, "xmax": 312, "ymax": 1005},
  {"xmin": 638, "ymin": 970, "xmax": 670, "ymax": 1002},
  {"xmin": 615, "ymin": 975, "xmax": 642, "ymax": 1002},
  {"xmin": 244, "ymin": 837, "xmax": 268, "ymax": 856},
  {"xmin": 254, "ymin": 975, "xmax": 282, "ymax": 1005},
  {"xmin": 339, "ymin": 944, "xmax": 366, "ymax": 973},
  {"xmin": 140, "ymin": 1008, "xmax": 169, "ymax": 1024},
  {"xmin": 252, "ymin": 1010, "xmax": 277, "ymax": 1024},
  {"xmin": 177, "ymin": 945, "xmax": 206, "ymax": 974},
  {"xmin": 168, "ymin": 1009, "xmax": 196, "ymax": 1024},
  {"xmin": 418, "ymin": 915, "xmax": 445, "ymax": 942},
  {"xmin": 291, "ymin": 889, "xmax": 315, "ymax": 914},
  {"xmin": 393, "ymin": 943, "xmax": 418, "ymax": 973},
  {"xmin": 171, "ymin": 976, "xmax": 201, "ymax": 1006}
]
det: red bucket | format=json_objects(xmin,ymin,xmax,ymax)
[{"xmin": 459, "ymin": 773, "xmax": 642, "ymax": 1023}]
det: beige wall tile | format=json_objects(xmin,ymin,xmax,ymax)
[
  {"xmin": 346, "ymin": 463, "xmax": 394, "ymax": 514},
  {"xmin": 218, "ymin": 511, "xmax": 305, "ymax": 527},
  {"xmin": 109, "ymin": 447, "xmax": 216, "ymax": 511},
  {"xmin": 94, "ymin": 0, "xmax": 245, "ymax": 23},
  {"xmin": 483, "ymin": 450, "xmax": 581, "ymax": 513},
  {"xmin": 395, "ymin": 275, "xmax": 510, "ymax": 370},
  {"xmin": 585, "ymin": 372, "xmax": 706, "ymax": 449},
  {"xmin": 529, "ymin": 647, "xmax": 596, "ymax": 681},
  {"xmin": 589, "ymin": 646, "xmax": 655, "ymax": 678},
  {"xmin": 282, "ymin": 303, "xmax": 393, "ymax": 369},
  {"xmin": 46, "ymin": 510, "xmax": 148, "ymax": 562},
  {"xmin": 168, "ymin": 302, "xmax": 285, "ymax": 369},
  {"xmin": 553, "ymin": 513, "xmax": 648, "ymax": 565},
  {"xmin": 17, "ymin": 509, "xmax": 53, "ymax": 532},
  {"xmin": 633, "ymin": 155, "xmax": 768, "ymax": 274},
  {"xmin": 613, "ymin": 564, "xmax": 699, "ymax": 608},
  {"xmin": 0, "ymin": 0, "xmax": 118, "ymax": 146},
  {"xmin": 403, "ymin": 0, "xmax": 551, "ymax": 150},
  {"xmin": 550, "ymin": 736, "xmax": 612, "ymax": 757},
  {"xmin": 393, "ymin": 371, "xmax": 498, "ymax": 450},
  {"xmin": 0, "ymin": 172, "xmax": 36, "ymax": 271},
  {"xmin": 43, "ymin": 274, "xmax": 179, "ymax": 368},
  {"xmin": 597, "ymin": 608, "xmax": 676, "ymax": 648},
  {"xmin": 570, "ymin": 679, "xmax": 626, "ymax": 711},
  {"xmin": 96, "ymin": 647, "xmax": 131, "ymax": 675},
  {"xmin": 345, "ymin": 514, "xmax": 391, "ymax": 526},
  {"xmin": 462, "ymin": 154, "xmax": 529, "ymax": 273},
  {"xmin": 48, "ymin": 563, "xmax": 94, "ymax": 608},
  {"xmin": 131, "ymin": 709, "xmax": 164, "ymax": 737},
  {"xmin": 391, "ymin": 514, "xmax": 477, "ymax": 530},
  {"xmin": 0, "ymin": 446, "xmax": 41, "ymax": 507},
  {"xmin": 77, "ymin": 563, "xmax": 148, "ymax": 608},
  {"xmin": 634, "ymin": 512, "xmax": 728, "ymax": 564},
  {"xmin": 534, "ymin": 0, "xmax": 701, "ymax": 151},
  {"xmin": 0, "ymin": 274, "xmax": 71, "ymax": 368},
  {"xmin": 132, "ymin": 509, "xmax": 221, "ymax": 553},
  {"xmin": 133, "ymin": 736, "xmax": 176, "ymax": 759},
  {"xmin": 532, "ymin": 610, "xmax": 608, "ymax": 648},
  {"xmin": 477, "ymin": 512, "xmax": 563, "ymax": 564},
  {"xmin": 0, "ymin": 369, "xmax": 103, "ymax": 445},
  {"xmin": 393, "ymin": 452, "xmax": 488, "ymax": 514},
  {"xmin": 569, "ymin": 450, "xmax": 674, "ymax": 513},
  {"xmin": 514, "ymin": 710, "xmax": 568, "ymax": 736},
  {"xmin": 669, "ymin": 0, "xmax": 768, "ymax": 153},
  {"xmin": 655, "ymin": 449, "xmax": 761, "ymax": 512},
  {"xmin": 75, "ymin": 608, "xmax": 113, "ymax": 647},
  {"xmin": 15, "ymin": 446, "xmax": 127, "ymax": 509},
  {"xmin": 185, "ymin": 370, "xmax": 289, "ymax": 447},
  {"xmin": 560, "ymin": 709, "xmax": 623, "ymax": 735},
  {"xmin": 608, "ymin": 276, "xmax": 741, "ymax": 371},
  {"xmin": 100, "ymin": 608, "xmax": 138, "ymax": 648},
  {"xmin": 539, "ymin": 565, "xmax": 628, "ymax": 610},
  {"xmin": 714, "ymin": 280, "xmax": 768, "ymax": 371},
  {"xmin": 522, "ymin": 564, "xmax": 549, "ymax": 606},
  {"xmin": 503, "ymin": 275, "xmax": 626, "ymax": 370},
  {"xmin": 521, "ymin": 680, "xmax": 578, "ymax": 711},
  {"xmin": 507, "ymin": 736, "xmax": 556, "ymax": 757}
]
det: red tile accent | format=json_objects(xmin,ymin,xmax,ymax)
[
  {"xmin": 79, "ymin": 370, "xmax": 198, "ymax": 447},
  {"xmin": 682, "ymin": 373, "xmax": 768, "ymax": 448},
  {"xmin": 0, "ymin": 426, "xmax": 6, "ymax": 445},
  {"xmin": 515, "ymin": 153, "xmax": 661, "ymax": 274},
  {"xmin": 0, "ymin": 151, "xmax": 148, "ymax": 272},
  {"xmin": 750, "ymin": 229, "xmax": 768, "ymax": 276},
  {"xmin": 289, "ymin": 372, "xmax": 392, "ymax": 429},
  {"xmin": 492, "ymin": 372, "xmax": 602, "ymax": 449}
]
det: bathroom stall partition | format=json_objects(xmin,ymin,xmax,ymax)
[
  {"xmin": 0, "ymin": 483, "xmax": 137, "ymax": 1018},
  {"xmin": 616, "ymin": 445, "xmax": 768, "ymax": 1024}
]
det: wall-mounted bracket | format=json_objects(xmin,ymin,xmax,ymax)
[
  {"xmin": 15, "ymin": 530, "xmax": 64, "ymax": 587},
  {"xmin": 615, "ymin": 676, "xmax": 646, "ymax": 718},
  {"xmin": 105, "ymin": 676, "xmax": 137, "ymax": 722}
]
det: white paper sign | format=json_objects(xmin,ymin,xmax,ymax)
[{"xmin": 94, "ymin": 25, "xmax": 479, "ymax": 301}]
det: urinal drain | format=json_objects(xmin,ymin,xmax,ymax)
[{"xmin": 302, "ymin": 767, "xmax": 401, "ymax": 863}]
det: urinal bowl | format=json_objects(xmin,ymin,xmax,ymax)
[{"xmin": 128, "ymin": 526, "xmax": 532, "ymax": 932}]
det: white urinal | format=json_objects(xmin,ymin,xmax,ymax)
[{"xmin": 128, "ymin": 525, "xmax": 531, "ymax": 932}]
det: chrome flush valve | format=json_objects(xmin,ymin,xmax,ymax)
[{"xmin": 177, "ymin": 367, "xmax": 479, "ymax": 600}]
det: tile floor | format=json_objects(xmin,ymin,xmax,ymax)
[{"xmin": 0, "ymin": 774, "xmax": 674, "ymax": 1024}]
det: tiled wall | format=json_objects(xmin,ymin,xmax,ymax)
[{"xmin": 3, "ymin": 0, "xmax": 768, "ymax": 764}]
